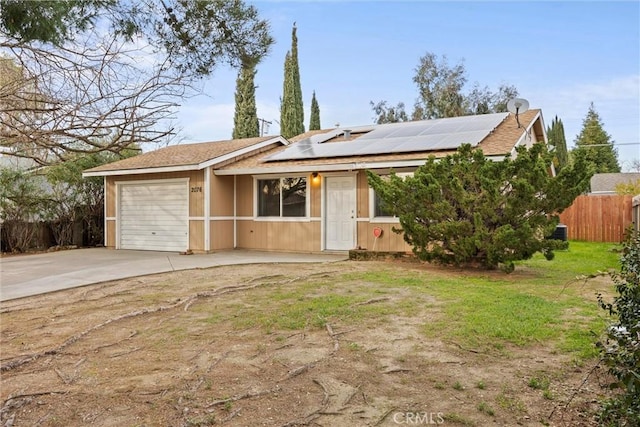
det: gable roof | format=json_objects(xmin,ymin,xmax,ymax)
[
  {"xmin": 83, "ymin": 136, "xmax": 285, "ymax": 177},
  {"xmin": 590, "ymin": 173, "xmax": 640, "ymax": 194},
  {"xmin": 216, "ymin": 109, "xmax": 543, "ymax": 175},
  {"xmin": 83, "ymin": 110, "xmax": 544, "ymax": 177}
]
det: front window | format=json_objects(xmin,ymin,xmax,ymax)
[
  {"xmin": 371, "ymin": 172, "xmax": 413, "ymax": 219},
  {"xmin": 258, "ymin": 177, "xmax": 307, "ymax": 217},
  {"xmin": 374, "ymin": 192, "xmax": 394, "ymax": 217}
]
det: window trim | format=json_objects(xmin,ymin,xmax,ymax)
[
  {"xmin": 254, "ymin": 175, "xmax": 310, "ymax": 220},
  {"xmin": 369, "ymin": 172, "xmax": 413, "ymax": 223}
]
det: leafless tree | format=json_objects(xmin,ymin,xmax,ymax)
[
  {"xmin": 0, "ymin": 33, "xmax": 188, "ymax": 165},
  {"xmin": 0, "ymin": 0, "xmax": 273, "ymax": 165}
]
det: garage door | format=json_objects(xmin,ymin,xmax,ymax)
[{"xmin": 119, "ymin": 181, "xmax": 189, "ymax": 252}]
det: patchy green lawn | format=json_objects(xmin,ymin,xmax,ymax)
[{"xmin": 1, "ymin": 241, "xmax": 621, "ymax": 426}]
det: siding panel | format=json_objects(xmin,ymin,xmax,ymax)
[
  {"xmin": 211, "ymin": 174, "xmax": 234, "ymax": 217},
  {"xmin": 189, "ymin": 221, "xmax": 204, "ymax": 252},
  {"xmin": 236, "ymin": 220, "xmax": 320, "ymax": 252},
  {"xmin": 236, "ymin": 175, "xmax": 254, "ymax": 217},
  {"xmin": 210, "ymin": 220, "xmax": 234, "ymax": 250}
]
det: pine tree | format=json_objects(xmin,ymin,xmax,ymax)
[
  {"xmin": 232, "ymin": 61, "xmax": 259, "ymax": 139},
  {"xmin": 367, "ymin": 143, "xmax": 592, "ymax": 272},
  {"xmin": 309, "ymin": 91, "xmax": 321, "ymax": 130},
  {"xmin": 280, "ymin": 23, "xmax": 304, "ymax": 138},
  {"xmin": 546, "ymin": 115, "xmax": 568, "ymax": 171},
  {"xmin": 572, "ymin": 103, "xmax": 621, "ymax": 173}
]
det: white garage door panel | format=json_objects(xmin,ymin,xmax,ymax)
[{"xmin": 119, "ymin": 182, "xmax": 188, "ymax": 252}]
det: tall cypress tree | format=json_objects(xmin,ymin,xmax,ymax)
[
  {"xmin": 547, "ymin": 115, "xmax": 568, "ymax": 171},
  {"xmin": 309, "ymin": 90, "xmax": 320, "ymax": 130},
  {"xmin": 280, "ymin": 23, "xmax": 304, "ymax": 138},
  {"xmin": 572, "ymin": 103, "xmax": 621, "ymax": 173},
  {"xmin": 232, "ymin": 60, "xmax": 259, "ymax": 139}
]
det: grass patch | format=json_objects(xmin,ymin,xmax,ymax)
[
  {"xmin": 233, "ymin": 293, "xmax": 358, "ymax": 330},
  {"xmin": 517, "ymin": 241, "xmax": 620, "ymax": 279},
  {"xmin": 342, "ymin": 241, "xmax": 619, "ymax": 355},
  {"xmin": 192, "ymin": 241, "xmax": 617, "ymax": 359},
  {"xmin": 198, "ymin": 280, "xmax": 401, "ymax": 332},
  {"xmin": 529, "ymin": 373, "xmax": 556, "ymax": 400},
  {"xmin": 496, "ymin": 386, "xmax": 527, "ymax": 413},
  {"xmin": 528, "ymin": 375, "xmax": 550, "ymax": 390},
  {"xmin": 442, "ymin": 413, "xmax": 475, "ymax": 426},
  {"xmin": 477, "ymin": 401, "xmax": 495, "ymax": 416}
]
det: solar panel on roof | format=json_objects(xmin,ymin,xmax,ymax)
[{"xmin": 264, "ymin": 112, "xmax": 509, "ymax": 162}]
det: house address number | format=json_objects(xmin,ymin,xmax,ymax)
[{"xmin": 190, "ymin": 186, "xmax": 202, "ymax": 193}]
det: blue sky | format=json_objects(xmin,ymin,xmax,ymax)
[{"xmin": 176, "ymin": 1, "xmax": 640, "ymax": 170}]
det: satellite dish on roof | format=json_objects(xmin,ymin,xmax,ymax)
[
  {"xmin": 506, "ymin": 98, "xmax": 529, "ymax": 114},
  {"xmin": 506, "ymin": 98, "xmax": 530, "ymax": 128}
]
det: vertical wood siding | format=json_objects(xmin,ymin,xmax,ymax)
[
  {"xmin": 357, "ymin": 222, "xmax": 411, "ymax": 252},
  {"xmin": 211, "ymin": 173, "xmax": 234, "ymax": 216},
  {"xmin": 356, "ymin": 171, "xmax": 369, "ymax": 219},
  {"xmin": 189, "ymin": 220, "xmax": 204, "ymax": 252},
  {"xmin": 236, "ymin": 175, "xmax": 254, "ymax": 217},
  {"xmin": 310, "ymin": 176, "xmax": 321, "ymax": 218},
  {"xmin": 106, "ymin": 177, "xmax": 117, "ymax": 217},
  {"xmin": 210, "ymin": 220, "xmax": 234, "ymax": 250},
  {"xmin": 236, "ymin": 220, "xmax": 321, "ymax": 252},
  {"xmin": 106, "ymin": 220, "xmax": 116, "ymax": 248}
]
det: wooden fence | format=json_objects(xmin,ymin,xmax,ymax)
[
  {"xmin": 559, "ymin": 195, "xmax": 634, "ymax": 242},
  {"xmin": 634, "ymin": 196, "xmax": 640, "ymax": 232}
]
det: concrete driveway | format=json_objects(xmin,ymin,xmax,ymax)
[{"xmin": 0, "ymin": 248, "xmax": 347, "ymax": 301}]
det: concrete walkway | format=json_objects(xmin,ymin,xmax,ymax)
[{"xmin": 0, "ymin": 248, "xmax": 348, "ymax": 301}]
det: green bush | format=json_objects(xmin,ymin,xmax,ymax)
[
  {"xmin": 597, "ymin": 228, "xmax": 640, "ymax": 426},
  {"xmin": 367, "ymin": 143, "xmax": 592, "ymax": 271}
]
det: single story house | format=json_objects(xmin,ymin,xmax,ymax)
[
  {"xmin": 589, "ymin": 172, "xmax": 640, "ymax": 195},
  {"xmin": 83, "ymin": 109, "xmax": 547, "ymax": 253}
]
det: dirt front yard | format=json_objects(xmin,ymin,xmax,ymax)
[{"xmin": 1, "ymin": 259, "xmax": 612, "ymax": 426}]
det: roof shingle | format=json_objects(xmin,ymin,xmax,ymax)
[
  {"xmin": 590, "ymin": 173, "xmax": 640, "ymax": 194},
  {"xmin": 85, "ymin": 110, "xmax": 542, "ymax": 175},
  {"xmin": 85, "ymin": 136, "xmax": 276, "ymax": 173}
]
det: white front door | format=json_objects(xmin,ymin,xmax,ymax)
[{"xmin": 325, "ymin": 176, "xmax": 356, "ymax": 250}]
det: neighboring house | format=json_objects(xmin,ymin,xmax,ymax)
[
  {"xmin": 589, "ymin": 173, "xmax": 640, "ymax": 195},
  {"xmin": 83, "ymin": 110, "xmax": 548, "ymax": 253}
]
